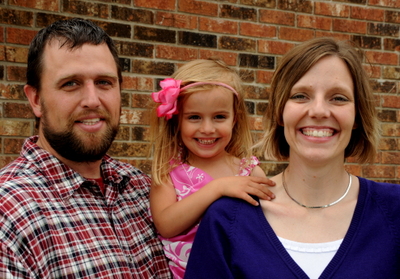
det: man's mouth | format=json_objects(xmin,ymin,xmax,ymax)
[{"xmin": 77, "ymin": 118, "xmax": 102, "ymax": 125}]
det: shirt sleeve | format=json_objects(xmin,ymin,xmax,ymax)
[
  {"xmin": 0, "ymin": 242, "xmax": 34, "ymax": 279},
  {"xmin": 184, "ymin": 197, "xmax": 236, "ymax": 279}
]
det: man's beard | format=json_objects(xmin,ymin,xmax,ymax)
[{"xmin": 41, "ymin": 109, "xmax": 119, "ymax": 163}]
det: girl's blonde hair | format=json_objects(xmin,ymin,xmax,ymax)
[
  {"xmin": 255, "ymin": 37, "xmax": 379, "ymax": 163},
  {"xmin": 151, "ymin": 58, "xmax": 253, "ymax": 186}
]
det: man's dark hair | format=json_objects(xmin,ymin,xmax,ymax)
[{"xmin": 26, "ymin": 18, "xmax": 122, "ymax": 91}]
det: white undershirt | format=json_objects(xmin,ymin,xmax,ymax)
[{"xmin": 278, "ymin": 237, "xmax": 343, "ymax": 279}]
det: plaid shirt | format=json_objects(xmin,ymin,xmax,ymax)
[{"xmin": 0, "ymin": 136, "xmax": 171, "ymax": 279}]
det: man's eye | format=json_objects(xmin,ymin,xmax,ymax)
[
  {"xmin": 97, "ymin": 80, "xmax": 112, "ymax": 86},
  {"xmin": 62, "ymin": 81, "xmax": 78, "ymax": 87}
]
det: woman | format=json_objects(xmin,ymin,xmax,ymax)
[{"xmin": 184, "ymin": 37, "xmax": 400, "ymax": 278}]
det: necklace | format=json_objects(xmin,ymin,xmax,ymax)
[{"xmin": 282, "ymin": 170, "xmax": 352, "ymax": 209}]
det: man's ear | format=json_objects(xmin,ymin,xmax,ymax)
[{"xmin": 24, "ymin": 85, "xmax": 42, "ymax": 118}]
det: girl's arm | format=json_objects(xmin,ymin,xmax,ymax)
[{"xmin": 150, "ymin": 175, "xmax": 275, "ymax": 238}]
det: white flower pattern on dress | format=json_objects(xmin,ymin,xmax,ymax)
[{"xmin": 159, "ymin": 156, "xmax": 260, "ymax": 279}]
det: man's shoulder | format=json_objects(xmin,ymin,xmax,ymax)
[{"xmin": 0, "ymin": 155, "xmax": 38, "ymax": 185}]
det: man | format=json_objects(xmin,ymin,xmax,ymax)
[{"xmin": 0, "ymin": 18, "xmax": 171, "ymax": 278}]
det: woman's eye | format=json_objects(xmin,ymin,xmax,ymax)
[
  {"xmin": 332, "ymin": 95, "xmax": 349, "ymax": 102},
  {"xmin": 289, "ymin": 94, "xmax": 307, "ymax": 100}
]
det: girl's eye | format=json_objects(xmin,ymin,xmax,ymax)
[
  {"xmin": 215, "ymin": 115, "xmax": 227, "ymax": 119},
  {"xmin": 188, "ymin": 115, "xmax": 201, "ymax": 120}
]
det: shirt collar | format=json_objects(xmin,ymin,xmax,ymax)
[{"xmin": 22, "ymin": 136, "xmax": 131, "ymax": 200}]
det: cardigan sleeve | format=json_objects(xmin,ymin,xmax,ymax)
[{"xmin": 184, "ymin": 197, "xmax": 236, "ymax": 279}]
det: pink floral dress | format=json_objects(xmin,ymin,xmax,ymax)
[{"xmin": 159, "ymin": 156, "xmax": 260, "ymax": 279}]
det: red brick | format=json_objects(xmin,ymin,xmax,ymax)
[
  {"xmin": 369, "ymin": 0, "xmax": 400, "ymax": 8},
  {"xmin": 0, "ymin": 156, "xmax": 18, "ymax": 169},
  {"xmin": 248, "ymin": 116, "xmax": 263, "ymax": 130},
  {"xmin": 200, "ymin": 18, "xmax": 238, "ymax": 35},
  {"xmin": 381, "ymin": 123, "xmax": 400, "ymax": 137},
  {"xmin": 198, "ymin": 50, "xmax": 237, "ymax": 66},
  {"xmin": 315, "ymin": 2, "xmax": 350, "ymax": 17},
  {"xmin": 365, "ymin": 51, "xmax": 398, "ymax": 65},
  {"xmin": 315, "ymin": 31, "xmax": 350, "ymax": 41},
  {"xmin": 9, "ymin": 0, "xmax": 59, "ymax": 11},
  {"xmin": 297, "ymin": 15, "xmax": 331, "ymax": 31},
  {"xmin": 5, "ymin": 46, "xmax": 28, "ymax": 63},
  {"xmin": 134, "ymin": 0, "xmax": 175, "ymax": 10},
  {"xmin": 344, "ymin": 164, "xmax": 362, "ymax": 176},
  {"xmin": 364, "ymin": 65, "xmax": 381, "ymax": 79},
  {"xmin": 156, "ymin": 12, "xmax": 197, "ymax": 29},
  {"xmin": 240, "ymin": 22, "xmax": 275, "ymax": 38},
  {"xmin": 0, "ymin": 84, "xmax": 25, "ymax": 100},
  {"xmin": 132, "ymin": 94, "xmax": 152, "ymax": 109},
  {"xmin": 351, "ymin": 7, "xmax": 384, "ymax": 22},
  {"xmin": 333, "ymin": 19, "xmax": 367, "ymax": 34},
  {"xmin": 179, "ymin": 0, "xmax": 218, "ymax": 16},
  {"xmin": 258, "ymin": 40, "xmax": 294, "ymax": 55},
  {"xmin": 3, "ymin": 138, "xmax": 24, "ymax": 154},
  {"xmin": 386, "ymin": 11, "xmax": 400, "ymax": 24},
  {"xmin": 120, "ymin": 108, "xmax": 149, "ymax": 125},
  {"xmin": 362, "ymin": 165, "xmax": 395, "ymax": 178},
  {"xmin": 0, "ymin": 27, "xmax": 4, "ymax": 42},
  {"xmin": 382, "ymin": 151, "xmax": 400, "ymax": 164},
  {"xmin": 6, "ymin": 27, "xmax": 37, "ymax": 45},
  {"xmin": 0, "ymin": 46, "xmax": 5, "ymax": 61},
  {"xmin": 382, "ymin": 95, "xmax": 400, "ymax": 108},
  {"xmin": 257, "ymin": 70, "xmax": 274, "ymax": 84},
  {"xmin": 279, "ymin": 27, "xmax": 314, "ymax": 42},
  {"xmin": 7, "ymin": 66, "xmax": 26, "ymax": 82},
  {"xmin": 156, "ymin": 45, "xmax": 198, "ymax": 61},
  {"xmin": 4, "ymin": 103, "xmax": 34, "ymax": 118},
  {"xmin": 259, "ymin": 9, "xmax": 295, "ymax": 26},
  {"xmin": 383, "ymin": 66, "xmax": 400, "ymax": 80},
  {"xmin": 137, "ymin": 77, "xmax": 154, "ymax": 91},
  {"xmin": 0, "ymin": 120, "xmax": 31, "ymax": 136}
]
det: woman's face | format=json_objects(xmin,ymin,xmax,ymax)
[{"xmin": 282, "ymin": 55, "xmax": 356, "ymax": 165}]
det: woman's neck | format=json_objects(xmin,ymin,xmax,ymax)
[{"xmin": 283, "ymin": 159, "xmax": 350, "ymax": 208}]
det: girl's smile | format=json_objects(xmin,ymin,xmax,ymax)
[{"xmin": 180, "ymin": 88, "xmax": 235, "ymax": 164}]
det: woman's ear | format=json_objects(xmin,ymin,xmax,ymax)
[{"xmin": 24, "ymin": 85, "xmax": 43, "ymax": 118}]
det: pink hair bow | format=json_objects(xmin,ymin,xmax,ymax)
[{"xmin": 152, "ymin": 78, "xmax": 182, "ymax": 120}]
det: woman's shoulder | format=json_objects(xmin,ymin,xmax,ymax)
[
  {"xmin": 360, "ymin": 177, "xmax": 400, "ymax": 196},
  {"xmin": 205, "ymin": 196, "xmax": 257, "ymax": 224}
]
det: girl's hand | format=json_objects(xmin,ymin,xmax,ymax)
[{"xmin": 212, "ymin": 176, "xmax": 275, "ymax": 206}]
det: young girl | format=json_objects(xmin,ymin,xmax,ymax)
[{"xmin": 150, "ymin": 58, "xmax": 275, "ymax": 278}]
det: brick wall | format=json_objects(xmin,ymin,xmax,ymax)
[{"xmin": 0, "ymin": 0, "xmax": 399, "ymax": 183}]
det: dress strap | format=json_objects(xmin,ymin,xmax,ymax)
[{"xmin": 238, "ymin": 156, "xmax": 259, "ymax": 176}]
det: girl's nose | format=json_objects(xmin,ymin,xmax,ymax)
[{"xmin": 199, "ymin": 119, "xmax": 216, "ymax": 134}]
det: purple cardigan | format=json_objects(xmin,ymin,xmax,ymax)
[{"xmin": 185, "ymin": 177, "xmax": 400, "ymax": 278}]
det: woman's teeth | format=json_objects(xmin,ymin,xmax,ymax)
[{"xmin": 302, "ymin": 129, "xmax": 333, "ymax": 137}]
